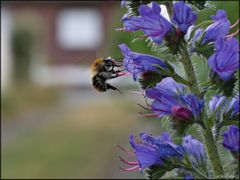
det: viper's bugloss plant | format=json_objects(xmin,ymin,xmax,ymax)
[{"xmin": 114, "ymin": 0, "xmax": 239, "ymax": 179}]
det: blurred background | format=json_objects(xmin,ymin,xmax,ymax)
[{"xmin": 1, "ymin": 1, "xmax": 239, "ymax": 179}]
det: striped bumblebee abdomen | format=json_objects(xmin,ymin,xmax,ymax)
[{"xmin": 92, "ymin": 75, "xmax": 107, "ymax": 92}]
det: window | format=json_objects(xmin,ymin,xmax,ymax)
[{"xmin": 56, "ymin": 8, "xmax": 103, "ymax": 50}]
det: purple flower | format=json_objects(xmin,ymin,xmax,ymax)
[
  {"xmin": 222, "ymin": 125, "xmax": 240, "ymax": 154},
  {"xmin": 118, "ymin": 132, "xmax": 183, "ymax": 171},
  {"xmin": 129, "ymin": 134, "xmax": 162, "ymax": 170},
  {"xmin": 182, "ymin": 135, "xmax": 206, "ymax": 162},
  {"xmin": 121, "ymin": 0, "xmax": 127, "ymax": 8},
  {"xmin": 202, "ymin": 10, "xmax": 230, "ymax": 44},
  {"xmin": 146, "ymin": 77, "xmax": 185, "ymax": 100},
  {"xmin": 209, "ymin": 95, "xmax": 239, "ymax": 119},
  {"xmin": 184, "ymin": 175, "xmax": 194, "ymax": 180},
  {"xmin": 119, "ymin": 133, "xmax": 207, "ymax": 172},
  {"xmin": 191, "ymin": 28, "xmax": 204, "ymax": 45},
  {"xmin": 121, "ymin": 2, "xmax": 172, "ymax": 44},
  {"xmin": 145, "ymin": 77, "xmax": 204, "ymax": 121},
  {"xmin": 226, "ymin": 96, "xmax": 239, "ymax": 118},
  {"xmin": 129, "ymin": 133, "xmax": 183, "ymax": 170},
  {"xmin": 209, "ymin": 95, "xmax": 226, "ymax": 112},
  {"xmin": 121, "ymin": 13, "xmax": 142, "ymax": 31},
  {"xmin": 138, "ymin": 2, "xmax": 172, "ymax": 43},
  {"xmin": 140, "ymin": 132, "xmax": 176, "ymax": 147},
  {"xmin": 118, "ymin": 43, "xmax": 167, "ymax": 81},
  {"xmin": 208, "ymin": 37, "xmax": 239, "ymax": 81},
  {"xmin": 172, "ymin": 1, "xmax": 198, "ymax": 33}
]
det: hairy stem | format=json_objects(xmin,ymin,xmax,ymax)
[
  {"xmin": 179, "ymin": 42, "xmax": 200, "ymax": 96},
  {"xmin": 179, "ymin": 41, "xmax": 224, "ymax": 178}
]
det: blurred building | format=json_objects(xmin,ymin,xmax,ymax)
[
  {"xmin": 1, "ymin": 1, "xmax": 122, "ymax": 89},
  {"xmin": 1, "ymin": 7, "xmax": 13, "ymax": 91}
]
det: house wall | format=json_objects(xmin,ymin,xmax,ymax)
[{"xmin": 6, "ymin": 1, "xmax": 117, "ymax": 65}]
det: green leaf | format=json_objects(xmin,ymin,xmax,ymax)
[
  {"xmin": 124, "ymin": 0, "xmax": 152, "ymax": 16},
  {"xmin": 209, "ymin": 71, "xmax": 237, "ymax": 97},
  {"xmin": 194, "ymin": 43, "xmax": 215, "ymax": 59},
  {"xmin": 145, "ymin": 163, "xmax": 176, "ymax": 179},
  {"xmin": 187, "ymin": 0, "xmax": 208, "ymax": 10},
  {"xmin": 221, "ymin": 77, "xmax": 237, "ymax": 97},
  {"xmin": 233, "ymin": 70, "xmax": 239, "ymax": 98},
  {"xmin": 148, "ymin": 40, "xmax": 179, "ymax": 64},
  {"xmin": 125, "ymin": 0, "xmax": 174, "ymax": 16},
  {"xmin": 223, "ymin": 120, "xmax": 240, "ymax": 127},
  {"xmin": 153, "ymin": 64, "xmax": 189, "ymax": 85}
]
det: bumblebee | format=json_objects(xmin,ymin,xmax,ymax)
[{"xmin": 91, "ymin": 57, "xmax": 123, "ymax": 93}]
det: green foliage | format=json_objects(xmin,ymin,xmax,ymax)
[
  {"xmin": 123, "ymin": 0, "xmax": 152, "ymax": 16},
  {"xmin": 124, "ymin": 0, "xmax": 172, "ymax": 16},
  {"xmin": 145, "ymin": 162, "xmax": 177, "ymax": 179},
  {"xmin": 148, "ymin": 40, "xmax": 178, "ymax": 63},
  {"xmin": 233, "ymin": 70, "xmax": 239, "ymax": 98},
  {"xmin": 187, "ymin": 0, "xmax": 207, "ymax": 10},
  {"xmin": 113, "ymin": 0, "xmax": 239, "ymax": 179},
  {"xmin": 12, "ymin": 27, "xmax": 36, "ymax": 83}
]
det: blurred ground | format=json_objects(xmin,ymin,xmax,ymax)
[{"xmin": 2, "ymin": 85, "xmax": 162, "ymax": 179}]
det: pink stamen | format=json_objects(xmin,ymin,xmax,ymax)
[
  {"xmin": 145, "ymin": 98, "xmax": 151, "ymax": 107},
  {"xmin": 116, "ymin": 145, "xmax": 135, "ymax": 156},
  {"xmin": 119, "ymin": 156, "xmax": 138, "ymax": 165},
  {"xmin": 120, "ymin": 165, "xmax": 139, "ymax": 172},
  {"xmin": 137, "ymin": 103, "xmax": 152, "ymax": 111},
  {"xmin": 115, "ymin": 28, "xmax": 133, "ymax": 32},
  {"xmin": 118, "ymin": 72, "xmax": 131, "ymax": 76},
  {"xmin": 128, "ymin": 90, "xmax": 142, "ymax": 95},
  {"xmin": 230, "ymin": 19, "xmax": 239, "ymax": 29},
  {"xmin": 133, "ymin": 34, "xmax": 150, "ymax": 40},
  {"xmin": 115, "ymin": 28, "xmax": 125, "ymax": 31},
  {"xmin": 132, "ymin": 30, "xmax": 163, "ymax": 42},
  {"xmin": 137, "ymin": 112, "xmax": 158, "ymax": 117},
  {"xmin": 226, "ymin": 29, "xmax": 239, "ymax": 39}
]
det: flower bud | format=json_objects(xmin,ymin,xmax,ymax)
[
  {"xmin": 222, "ymin": 125, "xmax": 240, "ymax": 158},
  {"xmin": 172, "ymin": 106, "xmax": 193, "ymax": 121}
]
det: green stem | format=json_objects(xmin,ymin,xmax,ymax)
[
  {"xmin": 179, "ymin": 42, "xmax": 200, "ymax": 96},
  {"xmin": 179, "ymin": 42, "xmax": 224, "ymax": 178},
  {"xmin": 202, "ymin": 128, "xmax": 224, "ymax": 178}
]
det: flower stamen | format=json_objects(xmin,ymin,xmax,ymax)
[
  {"xmin": 119, "ymin": 156, "xmax": 138, "ymax": 165},
  {"xmin": 137, "ymin": 112, "xmax": 158, "ymax": 117},
  {"xmin": 120, "ymin": 165, "xmax": 139, "ymax": 172},
  {"xmin": 116, "ymin": 145, "xmax": 135, "ymax": 156},
  {"xmin": 137, "ymin": 103, "xmax": 152, "ymax": 111},
  {"xmin": 117, "ymin": 72, "xmax": 131, "ymax": 76},
  {"xmin": 115, "ymin": 28, "xmax": 133, "ymax": 32},
  {"xmin": 128, "ymin": 90, "xmax": 143, "ymax": 95},
  {"xmin": 226, "ymin": 28, "xmax": 239, "ymax": 39},
  {"xmin": 230, "ymin": 19, "xmax": 239, "ymax": 29}
]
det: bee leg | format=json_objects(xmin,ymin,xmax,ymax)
[
  {"xmin": 109, "ymin": 73, "xmax": 123, "ymax": 79},
  {"xmin": 106, "ymin": 83, "xmax": 123, "ymax": 94}
]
